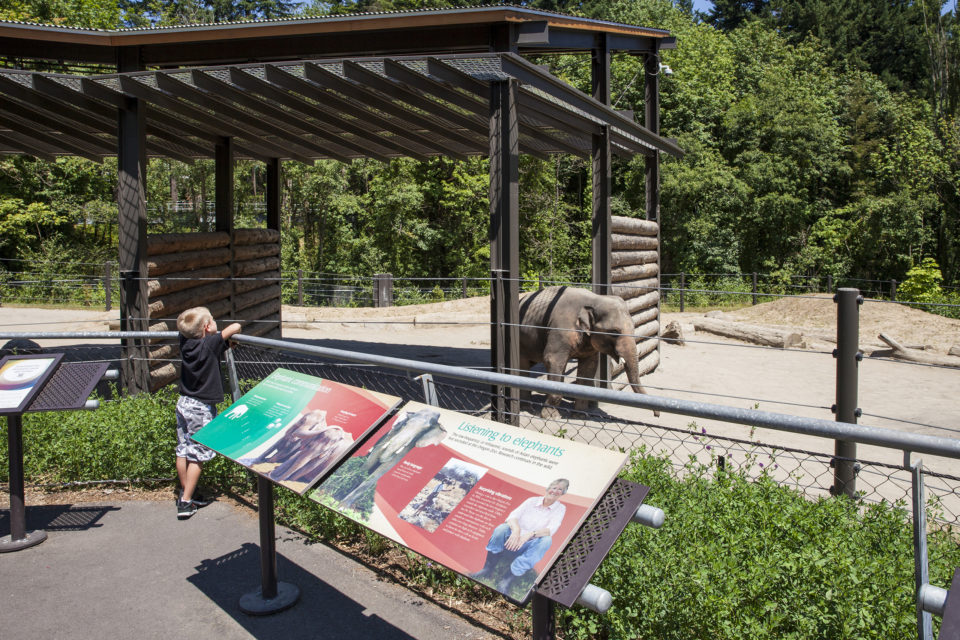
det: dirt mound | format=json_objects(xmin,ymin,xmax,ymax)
[{"xmin": 728, "ymin": 294, "xmax": 960, "ymax": 352}]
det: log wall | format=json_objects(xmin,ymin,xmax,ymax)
[
  {"xmin": 147, "ymin": 228, "xmax": 282, "ymax": 390},
  {"xmin": 611, "ymin": 215, "xmax": 660, "ymax": 377}
]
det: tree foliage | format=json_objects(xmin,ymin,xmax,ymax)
[{"xmin": 0, "ymin": 0, "xmax": 958, "ymax": 297}]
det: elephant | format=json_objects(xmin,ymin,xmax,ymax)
[{"xmin": 518, "ymin": 285, "xmax": 658, "ymax": 418}]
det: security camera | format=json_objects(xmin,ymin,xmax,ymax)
[{"xmin": 659, "ymin": 63, "xmax": 673, "ymax": 76}]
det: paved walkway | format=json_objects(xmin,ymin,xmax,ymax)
[{"xmin": 0, "ymin": 499, "xmax": 500, "ymax": 640}]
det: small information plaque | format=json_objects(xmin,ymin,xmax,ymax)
[{"xmin": 0, "ymin": 353, "xmax": 62, "ymax": 415}]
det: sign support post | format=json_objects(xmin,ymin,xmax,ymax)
[{"xmin": 1, "ymin": 414, "xmax": 47, "ymax": 551}]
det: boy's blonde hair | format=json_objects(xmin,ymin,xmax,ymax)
[{"xmin": 177, "ymin": 307, "xmax": 213, "ymax": 339}]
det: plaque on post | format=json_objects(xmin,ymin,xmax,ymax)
[
  {"xmin": 311, "ymin": 401, "xmax": 628, "ymax": 604},
  {"xmin": 193, "ymin": 369, "xmax": 401, "ymax": 495},
  {"xmin": 0, "ymin": 353, "xmax": 63, "ymax": 414}
]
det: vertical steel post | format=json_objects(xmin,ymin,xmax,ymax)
[
  {"xmin": 7, "ymin": 415, "xmax": 25, "ymax": 541},
  {"xmin": 752, "ymin": 272, "xmax": 758, "ymax": 305},
  {"xmin": 679, "ymin": 272, "xmax": 685, "ymax": 312},
  {"xmin": 832, "ymin": 288, "xmax": 862, "ymax": 498},
  {"xmin": 103, "ymin": 262, "xmax": 112, "ymax": 312},
  {"xmin": 258, "ymin": 477, "xmax": 279, "ymax": 600},
  {"xmin": 826, "ymin": 274, "xmax": 833, "ymax": 294},
  {"xmin": 297, "ymin": 270, "xmax": 303, "ymax": 306},
  {"xmin": 1, "ymin": 414, "xmax": 46, "ymax": 551},
  {"xmin": 912, "ymin": 460, "xmax": 933, "ymax": 640},
  {"xmin": 891, "ymin": 279, "xmax": 898, "ymax": 301},
  {"xmin": 532, "ymin": 593, "xmax": 556, "ymax": 640}
]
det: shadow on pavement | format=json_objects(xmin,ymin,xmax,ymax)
[
  {"xmin": 187, "ymin": 542, "xmax": 420, "ymax": 640},
  {"xmin": 0, "ymin": 503, "xmax": 120, "ymax": 535}
]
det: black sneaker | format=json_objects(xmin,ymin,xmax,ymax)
[
  {"xmin": 177, "ymin": 500, "xmax": 198, "ymax": 520},
  {"xmin": 177, "ymin": 490, "xmax": 215, "ymax": 508}
]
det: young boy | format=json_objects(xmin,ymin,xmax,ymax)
[{"xmin": 175, "ymin": 307, "xmax": 241, "ymax": 520}]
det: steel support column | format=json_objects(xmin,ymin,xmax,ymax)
[
  {"xmin": 644, "ymin": 47, "xmax": 661, "ymax": 223},
  {"xmin": 489, "ymin": 79, "xmax": 520, "ymax": 425},
  {"xmin": 216, "ymin": 138, "xmax": 236, "ymax": 323},
  {"xmin": 833, "ymin": 288, "xmax": 862, "ymax": 497},
  {"xmin": 591, "ymin": 36, "xmax": 613, "ymax": 392},
  {"xmin": 266, "ymin": 157, "xmax": 282, "ymax": 337},
  {"xmin": 117, "ymin": 92, "xmax": 150, "ymax": 394}
]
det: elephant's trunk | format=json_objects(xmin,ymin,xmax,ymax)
[{"xmin": 616, "ymin": 334, "xmax": 660, "ymax": 417}]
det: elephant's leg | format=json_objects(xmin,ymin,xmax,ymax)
[
  {"xmin": 540, "ymin": 350, "xmax": 570, "ymax": 419},
  {"xmin": 573, "ymin": 352, "xmax": 599, "ymax": 412}
]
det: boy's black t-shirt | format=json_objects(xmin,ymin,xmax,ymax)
[{"xmin": 179, "ymin": 332, "xmax": 228, "ymax": 404}]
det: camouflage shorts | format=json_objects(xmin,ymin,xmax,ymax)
[{"xmin": 175, "ymin": 395, "xmax": 217, "ymax": 463}]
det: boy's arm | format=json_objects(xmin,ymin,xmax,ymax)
[{"xmin": 221, "ymin": 322, "xmax": 242, "ymax": 341}]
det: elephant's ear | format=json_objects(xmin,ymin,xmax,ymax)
[{"xmin": 577, "ymin": 306, "xmax": 595, "ymax": 336}]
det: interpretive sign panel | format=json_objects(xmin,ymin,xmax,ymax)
[
  {"xmin": 310, "ymin": 401, "xmax": 628, "ymax": 603},
  {"xmin": 193, "ymin": 369, "xmax": 401, "ymax": 494},
  {"xmin": 0, "ymin": 353, "xmax": 62, "ymax": 415}
]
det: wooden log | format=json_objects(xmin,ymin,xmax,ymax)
[
  {"xmin": 242, "ymin": 298, "xmax": 282, "ymax": 323},
  {"xmin": 235, "ymin": 283, "xmax": 281, "ymax": 312},
  {"xmin": 234, "ymin": 228, "xmax": 280, "ymax": 246},
  {"xmin": 244, "ymin": 313, "xmax": 281, "ymax": 338},
  {"xmin": 149, "ymin": 362, "xmax": 178, "ymax": 391},
  {"xmin": 611, "ymin": 262, "xmax": 659, "ymax": 283},
  {"xmin": 148, "ymin": 318, "xmax": 178, "ymax": 334},
  {"xmin": 235, "ymin": 256, "xmax": 281, "ymax": 277},
  {"xmin": 635, "ymin": 334, "xmax": 659, "ymax": 358},
  {"xmin": 661, "ymin": 320, "xmax": 685, "ymax": 346},
  {"xmin": 234, "ymin": 243, "xmax": 280, "ymax": 262},
  {"xmin": 632, "ymin": 306, "xmax": 659, "ymax": 328},
  {"xmin": 611, "ymin": 234, "xmax": 658, "ymax": 251},
  {"xmin": 149, "ymin": 343, "xmax": 179, "ymax": 362},
  {"xmin": 611, "ymin": 216, "xmax": 658, "ymax": 236},
  {"xmin": 148, "ymin": 248, "xmax": 231, "ymax": 276},
  {"xmin": 234, "ymin": 272, "xmax": 281, "ymax": 295},
  {"xmin": 693, "ymin": 317, "xmax": 803, "ymax": 348},
  {"xmin": 148, "ymin": 281, "xmax": 231, "ymax": 318},
  {"xmin": 612, "ymin": 250, "xmax": 658, "ymax": 268},
  {"xmin": 635, "ymin": 319, "xmax": 660, "ymax": 339},
  {"xmin": 147, "ymin": 264, "xmax": 232, "ymax": 297},
  {"xmin": 147, "ymin": 231, "xmax": 229, "ymax": 256},
  {"xmin": 611, "ymin": 277, "xmax": 659, "ymax": 300},
  {"xmin": 626, "ymin": 291, "xmax": 659, "ymax": 315},
  {"xmin": 877, "ymin": 333, "xmax": 960, "ymax": 368}
]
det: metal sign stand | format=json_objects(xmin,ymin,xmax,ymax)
[{"xmin": 1, "ymin": 359, "xmax": 109, "ymax": 553}]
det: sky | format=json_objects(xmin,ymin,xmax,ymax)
[{"xmin": 691, "ymin": 0, "xmax": 958, "ymax": 16}]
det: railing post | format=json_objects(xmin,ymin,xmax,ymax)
[
  {"xmin": 679, "ymin": 272, "xmax": 685, "ymax": 312},
  {"xmin": 103, "ymin": 262, "xmax": 112, "ymax": 312},
  {"xmin": 826, "ymin": 274, "xmax": 833, "ymax": 294},
  {"xmin": 832, "ymin": 288, "xmax": 862, "ymax": 498},
  {"xmin": 752, "ymin": 272, "xmax": 758, "ymax": 305},
  {"xmin": 297, "ymin": 269, "xmax": 303, "ymax": 306},
  {"xmin": 911, "ymin": 460, "xmax": 934, "ymax": 640},
  {"xmin": 891, "ymin": 279, "xmax": 898, "ymax": 302},
  {"xmin": 462, "ymin": 277, "xmax": 468, "ymax": 299}
]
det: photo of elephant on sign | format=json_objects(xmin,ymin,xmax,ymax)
[{"xmin": 519, "ymin": 286, "xmax": 658, "ymax": 419}]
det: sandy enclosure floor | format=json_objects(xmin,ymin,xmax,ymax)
[{"xmin": 2, "ymin": 297, "xmax": 958, "ymax": 510}]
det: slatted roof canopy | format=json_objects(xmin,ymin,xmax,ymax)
[{"xmin": 0, "ymin": 52, "xmax": 682, "ymax": 164}]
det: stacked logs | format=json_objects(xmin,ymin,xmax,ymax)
[
  {"xmin": 146, "ymin": 228, "xmax": 282, "ymax": 390},
  {"xmin": 610, "ymin": 215, "xmax": 660, "ymax": 377}
]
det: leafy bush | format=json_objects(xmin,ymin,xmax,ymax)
[
  {"xmin": 559, "ymin": 451, "xmax": 960, "ymax": 640},
  {"xmin": 4, "ymin": 400, "xmax": 958, "ymax": 639}
]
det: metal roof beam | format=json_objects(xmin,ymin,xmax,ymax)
[
  {"xmin": 154, "ymin": 72, "xmax": 317, "ymax": 164},
  {"xmin": 189, "ymin": 70, "xmax": 353, "ymax": 163},
  {"xmin": 304, "ymin": 62, "xmax": 472, "ymax": 160},
  {"xmin": 265, "ymin": 64, "xmax": 432, "ymax": 161},
  {"xmin": 228, "ymin": 66, "xmax": 393, "ymax": 162}
]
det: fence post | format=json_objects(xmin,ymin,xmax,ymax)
[
  {"xmin": 373, "ymin": 273, "xmax": 394, "ymax": 308},
  {"xmin": 752, "ymin": 272, "xmax": 758, "ymax": 305},
  {"xmin": 679, "ymin": 272, "xmax": 685, "ymax": 313},
  {"xmin": 826, "ymin": 274, "xmax": 833, "ymax": 294},
  {"xmin": 297, "ymin": 269, "xmax": 303, "ymax": 306},
  {"xmin": 832, "ymin": 288, "xmax": 862, "ymax": 498},
  {"xmin": 911, "ymin": 460, "xmax": 934, "ymax": 640},
  {"xmin": 891, "ymin": 279, "xmax": 898, "ymax": 301},
  {"xmin": 462, "ymin": 277, "xmax": 467, "ymax": 299},
  {"xmin": 103, "ymin": 262, "xmax": 112, "ymax": 312}
]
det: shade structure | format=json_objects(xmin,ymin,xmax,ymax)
[{"xmin": 0, "ymin": 52, "xmax": 682, "ymax": 164}]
